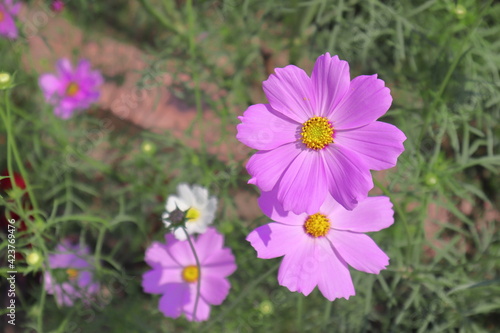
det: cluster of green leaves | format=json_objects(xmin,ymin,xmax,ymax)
[{"xmin": 1, "ymin": 0, "xmax": 499, "ymax": 332}]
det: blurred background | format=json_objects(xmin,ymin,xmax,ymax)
[{"xmin": 0, "ymin": 0, "xmax": 499, "ymax": 332}]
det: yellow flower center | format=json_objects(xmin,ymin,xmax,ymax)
[
  {"xmin": 182, "ymin": 265, "xmax": 199, "ymax": 283},
  {"xmin": 66, "ymin": 268, "xmax": 79, "ymax": 280},
  {"xmin": 304, "ymin": 213, "xmax": 331, "ymax": 238},
  {"xmin": 0, "ymin": 10, "xmax": 4, "ymax": 23},
  {"xmin": 66, "ymin": 82, "xmax": 80, "ymax": 97},
  {"xmin": 300, "ymin": 116, "xmax": 334, "ymax": 150},
  {"xmin": 185, "ymin": 207, "xmax": 200, "ymax": 222}
]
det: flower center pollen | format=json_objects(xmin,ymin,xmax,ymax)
[
  {"xmin": 304, "ymin": 213, "xmax": 331, "ymax": 238},
  {"xmin": 300, "ymin": 116, "xmax": 334, "ymax": 150},
  {"xmin": 66, "ymin": 82, "xmax": 79, "ymax": 97},
  {"xmin": 0, "ymin": 11, "xmax": 4, "ymax": 22},
  {"xmin": 182, "ymin": 265, "xmax": 199, "ymax": 283},
  {"xmin": 66, "ymin": 268, "xmax": 79, "ymax": 280},
  {"xmin": 185, "ymin": 207, "xmax": 200, "ymax": 222}
]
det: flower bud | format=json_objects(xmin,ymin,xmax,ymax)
[
  {"xmin": 141, "ymin": 141, "xmax": 157, "ymax": 155},
  {"xmin": 26, "ymin": 251, "xmax": 43, "ymax": 266},
  {"xmin": 0, "ymin": 72, "xmax": 13, "ymax": 90}
]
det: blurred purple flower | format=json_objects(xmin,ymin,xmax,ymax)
[
  {"xmin": 0, "ymin": 0, "xmax": 21, "ymax": 39},
  {"xmin": 44, "ymin": 241, "xmax": 99, "ymax": 306},
  {"xmin": 51, "ymin": 0, "xmax": 64, "ymax": 12},
  {"xmin": 142, "ymin": 227, "xmax": 236, "ymax": 322},
  {"xmin": 247, "ymin": 190, "xmax": 394, "ymax": 301},
  {"xmin": 237, "ymin": 53, "xmax": 406, "ymax": 213},
  {"xmin": 39, "ymin": 58, "xmax": 103, "ymax": 119}
]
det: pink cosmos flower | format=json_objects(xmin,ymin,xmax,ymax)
[
  {"xmin": 142, "ymin": 227, "xmax": 236, "ymax": 322},
  {"xmin": 0, "ymin": 0, "xmax": 21, "ymax": 39},
  {"xmin": 39, "ymin": 58, "xmax": 103, "ymax": 119},
  {"xmin": 247, "ymin": 189, "xmax": 394, "ymax": 301},
  {"xmin": 44, "ymin": 241, "xmax": 100, "ymax": 306},
  {"xmin": 237, "ymin": 53, "xmax": 406, "ymax": 213}
]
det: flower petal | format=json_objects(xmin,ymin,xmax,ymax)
[
  {"xmin": 258, "ymin": 187, "xmax": 308, "ymax": 225},
  {"xmin": 276, "ymin": 148, "xmax": 328, "ymax": 214},
  {"xmin": 39, "ymin": 74, "xmax": 62, "ymax": 98},
  {"xmin": 329, "ymin": 231, "xmax": 390, "ymax": 274},
  {"xmin": 332, "ymin": 74, "xmax": 392, "ymax": 129},
  {"xmin": 237, "ymin": 104, "xmax": 299, "ymax": 150},
  {"xmin": 165, "ymin": 195, "xmax": 189, "ymax": 212},
  {"xmin": 164, "ymin": 235, "xmax": 196, "ymax": 267},
  {"xmin": 335, "ymin": 121, "xmax": 406, "ymax": 170},
  {"xmin": 195, "ymin": 228, "xmax": 223, "ymax": 262},
  {"xmin": 322, "ymin": 145, "xmax": 373, "ymax": 210},
  {"xmin": 177, "ymin": 183, "xmax": 197, "ymax": 206},
  {"xmin": 142, "ymin": 268, "xmax": 182, "ymax": 294},
  {"xmin": 278, "ymin": 237, "xmax": 330, "ymax": 296},
  {"xmin": 246, "ymin": 223, "xmax": 305, "ymax": 259},
  {"xmin": 203, "ymin": 248, "xmax": 236, "ymax": 278},
  {"xmin": 56, "ymin": 58, "xmax": 74, "ymax": 80},
  {"xmin": 311, "ymin": 53, "xmax": 350, "ymax": 117},
  {"xmin": 144, "ymin": 242, "xmax": 180, "ymax": 269},
  {"xmin": 316, "ymin": 241, "xmax": 355, "ymax": 301},
  {"xmin": 263, "ymin": 65, "xmax": 315, "ymax": 123},
  {"xmin": 200, "ymin": 275, "xmax": 230, "ymax": 305},
  {"xmin": 246, "ymin": 142, "xmax": 301, "ymax": 192},
  {"xmin": 183, "ymin": 286, "xmax": 211, "ymax": 322},
  {"xmin": 330, "ymin": 196, "xmax": 394, "ymax": 232},
  {"xmin": 158, "ymin": 283, "xmax": 190, "ymax": 319}
]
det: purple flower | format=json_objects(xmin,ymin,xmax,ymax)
[
  {"xmin": 247, "ymin": 189, "xmax": 394, "ymax": 301},
  {"xmin": 237, "ymin": 53, "xmax": 406, "ymax": 213},
  {"xmin": 51, "ymin": 0, "xmax": 64, "ymax": 12},
  {"xmin": 142, "ymin": 227, "xmax": 236, "ymax": 322},
  {"xmin": 39, "ymin": 58, "xmax": 103, "ymax": 119},
  {"xmin": 44, "ymin": 241, "xmax": 99, "ymax": 306},
  {"xmin": 0, "ymin": 0, "xmax": 21, "ymax": 39}
]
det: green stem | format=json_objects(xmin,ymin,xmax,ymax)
[
  {"xmin": 1, "ymin": 91, "xmax": 41, "ymax": 216},
  {"xmin": 138, "ymin": 0, "xmax": 181, "ymax": 34},
  {"xmin": 94, "ymin": 227, "xmax": 106, "ymax": 272},
  {"xmin": 373, "ymin": 178, "xmax": 412, "ymax": 258},
  {"xmin": 182, "ymin": 227, "xmax": 201, "ymax": 322}
]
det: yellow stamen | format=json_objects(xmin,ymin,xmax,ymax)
[
  {"xmin": 66, "ymin": 268, "xmax": 79, "ymax": 280},
  {"xmin": 185, "ymin": 207, "xmax": 200, "ymax": 222},
  {"xmin": 66, "ymin": 82, "xmax": 79, "ymax": 97},
  {"xmin": 300, "ymin": 116, "xmax": 334, "ymax": 150},
  {"xmin": 0, "ymin": 11, "xmax": 4, "ymax": 22},
  {"xmin": 182, "ymin": 265, "xmax": 199, "ymax": 283},
  {"xmin": 304, "ymin": 213, "xmax": 331, "ymax": 238}
]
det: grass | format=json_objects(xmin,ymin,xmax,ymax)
[{"xmin": 1, "ymin": 0, "xmax": 499, "ymax": 332}]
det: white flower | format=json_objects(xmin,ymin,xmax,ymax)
[{"xmin": 162, "ymin": 183, "xmax": 218, "ymax": 240}]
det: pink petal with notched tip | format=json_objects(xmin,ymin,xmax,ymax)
[
  {"xmin": 328, "ymin": 230, "xmax": 390, "ymax": 274},
  {"xmin": 277, "ymin": 236, "xmax": 320, "ymax": 296},
  {"xmin": 332, "ymin": 74, "xmax": 392, "ymax": 130},
  {"xmin": 311, "ymin": 53, "xmax": 351, "ymax": 118},
  {"xmin": 237, "ymin": 103, "xmax": 299, "ymax": 151},
  {"xmin": 317, "ymin": 242, "xmax": 355, "ymax": 301},
  {"xmin": 246, "ymin": 222, "xmax": 305, "ymax": 259},
  {"xmin": 263, "ymin": 65, "xmax": 316, "ymax": 123},
  {"xmin": 335, "ymin": 121, "xmax": 406, "ymax": 171},
  {"xmin": 328, "ymin": 196, "xmax": 394, "ymax": 233}
]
